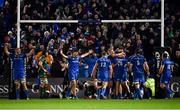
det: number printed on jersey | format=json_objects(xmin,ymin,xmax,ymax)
[
  {"xmin": 167, "ymin": 65, "xmax": 171, "ymax": 69},
  {"xmin": 100, "ymin": 62, "xmax": 106, "ymax": 67},
  {"xmin": 117, "ymin": 61, "xmax": 123, "ymax": 66},
  {"xmin": 137, "ymin": 60, "xmax": 140, "ymax": 65}
]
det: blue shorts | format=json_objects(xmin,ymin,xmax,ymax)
[
  {"xmin": 68, "ymin": 73, "xmax": 78, "ymax": 81},
  {"xmin": 113, "ymin": 73, "xmax": 120, "ymax": 81},
  {"xmin": 114, "ymin": 73, "xmax": 128, "ymax": 82},
  {"xmin": 98, "ymin": 77, "xmax": 109, "ymax": 82},
  {"xmin": 160, "ymin": 74, "xmax": 170, "ymax": 84},
  {"xmin": 13, "ymin": 70, "xmax": 26, "ymax": 80},
  {"xmin": 133, "ymin": 75, "xmax": 145, "ymax": 84},
  {"xmin": 98, "ymin": 75, "xmax": 109, "ymax": 82}
]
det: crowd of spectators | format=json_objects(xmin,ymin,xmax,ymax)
[
  {"xmin": 21, "ymin": 0, "xmax": 161, "ymax": 20},
  {"xmin": 0, "ymin": 0, "xmax": 180, "ymax": 79}
]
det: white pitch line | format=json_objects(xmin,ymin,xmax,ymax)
[{"xmin": 0, "ymin": 108, "xmax": 180, "ymax": 110}]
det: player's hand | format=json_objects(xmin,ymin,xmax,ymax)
[
  {"xmin": 156, "ymin": 74, "xmax": 160, "ymax": 78},
  {"xmin": 147, "ymin": 72, "xmax": 150, "ymax": 78},
  {"xmin": 89, "ymin": 49, "xmax": 93, "ymax": 54}
]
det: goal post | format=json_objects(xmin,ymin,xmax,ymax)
[{"xmin": 17, "ymin": 0, "xmax": 165, "ymax": 48}]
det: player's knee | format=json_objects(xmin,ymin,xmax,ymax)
[
  {"xmin": 71, "ymin": 80, "xmax": 76, "ymax": 86},
  {"xmin": 102, "ymin": 82, "xmax": 108, "ymax": 88},
  {"xmin": 15, "ymin": 81, "xmax": 20, "ymax": 88},
  {"xmin": 134, "ymin": 83, "xmax": 140, "ymax": 88},
  {"xmin": 160, "ymin": 83, "xmax": 165, "ymax": 88},
  {"xmin": 40, "ymin": 83, "xmax": 45, "ymax": 88}
]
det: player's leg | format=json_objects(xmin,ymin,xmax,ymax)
[
  {"xmin": 122, "ymin": 73, "xmax": 131, "ymax": 98},
  {"xmin": 134, "ymin": 82, "xmax": 141, "ymax": 99},
  {"xmin": 71, "ymin": 80, "xmax": 77, "ymax": 98},
  {"xmin": 139, "ymin": 76, "xmax": 145, "ymax": 99},
  {"xmin": 94, "ymin": 79, "xmax": 101, "ymax": 99},
  {"xmin": 123, "ymin": 80, "xmax": 131, "ymax": 98},
  {"xmin": 14, "ymin": 71, "xmax": 21, "ymax": 99},
  {"xmin": 139, "ymin": 82, "xmax": 144, "ymax": 99},
  {"xmin": 119, "ymin": 82, "xmax": 123, "ymax": 99},
  {"xmin": 160, "ymin": 75, "xmax": 173, "ymax": 98},
  {"xmin": 20, "ymin": 71, "xmax": 29, "ymax": 99},
  {"xmin": 107, "ymin": 80, "xmax": 113, "ymax": 99},
  {"xmin": 21, "ymin": 77, "xmax": 29, "ymax": 99},
  {"xmin": 160, "ymin": 82, "xmax": 173, "ymax": 98},
  {"xmin": 14, "ymin": 80, "xmax": 20, "ymax": 99},
  {"xmin": 39, "ymin": 78, "xmax": 46, "ymax": 98},
  {"xmin": 100, "ymin": 81, "xmax": 108, "ymax": 99},
  {"xmin": 119, "ymin": 74, "xmax": 124, "ymax": 99},
  {"xmin": 115, "ymin": 81, "xmax": 119, "ymax": 99},
  {"xmin": 44, "ymin": 78, "xmax": 50, "ymax": 98}
]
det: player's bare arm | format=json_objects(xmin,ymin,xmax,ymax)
[
  {"xmin": 81, "ymin": 50, "xmax": 93, "ymax": 58},
  {"xmin": 91, "ymin": 63, "xmax": 98, "ymax": 79},
  {"xmin": 60, "ymin": 49, "xmax": 68, "ymax": 59}
]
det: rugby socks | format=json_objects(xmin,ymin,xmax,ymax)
[
  {"xmin": 105, "ymin": 87, "xmax": 110, "ymax": 97},
  {"xmin": 140, "ymin": 87, "xmax": 144, "ymax": 99},
  {"xmin": 165, "ymin": 86, "xmax": 172, "ymax": 98},
  {"xmin": 16, "ymin": 89, "xmax": 20, "ymax": 99},
  {"xmin": 146, "ymin": 89, "xmax": 151, "ymax": 99},
  {"xmin": 40, "ymin": 87, "xmax": 45, "ymax": 98},
  {"xmin": 66, "ymin": 88, "xmax": 71, "ymax": 97},
  {"xmin": 134, "ymin": 88, "xmax": 141, "ymax": 99},
  {"xmin": 24, "ymin": 89, "xmax": 28, "ymax": 98},
  {"xmin": 101, "ymin": 88, "xmax": 106, "ymax": 96},
  {"xmin": 118, "ymin": 93, "xmax": 122, "ymax": 99},
  {"xmin": 96, "ymin": 89, "xmax": 100, "ymax": 99}
]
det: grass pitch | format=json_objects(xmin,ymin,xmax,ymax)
[{"xmin": 0, "ymin": 98, "xmax": 179, "ymax": 110}]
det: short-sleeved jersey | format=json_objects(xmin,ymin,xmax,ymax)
[
  {"xmin": 68, "ymin": 55, "xmax": 81, "ymax": 75},
  {"xmin": 112, "ymin": 56, "xmax": 128, "ymax": 74},
  {"xmin": 79, "ymin": 63, "xmax": 89, "ymax": 78},
  {"xmin": 10, "ymin": 53, "xmax": 26, "ymax": 71},
  {"xmin": 96, "ymin": 56, "xmax": 111, "ymax": 78},
  {"xmin": 129, "ymin": 54, "xmax": 146, "ymax": 75},
  {"xmin": 161, "ymin": 59, "xmax": 173, "ymax": 75},
  {"xmin": 84, "ymin": 55, "xmax": 98, "ymax": 74}
]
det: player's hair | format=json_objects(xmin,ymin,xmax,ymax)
[
  {"xmin": 42, "ymin": 50, "xmax": 47, "ymax": 55},
  {"xmin": 162, "ymin": 52, "xmax": 168, "ymax": 59},
  {"xmin": 101, "ymin": 51, "xmax": 107, "ymax": 56},
  {"xmin": 135, "ymin": 48, "xmax": 143, "ymax": 55}
]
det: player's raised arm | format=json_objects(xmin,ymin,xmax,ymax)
[
  {"xmin": 115, "ymin": 51, "xmax": 126, "ymax": 57},
  {"xmin": 81, "ymin": 50, "xmax": 93, "ymax": 58},
  {"xmin": 4, "ymin": 43, "xmax": 10, "ymax": 56},
  {"xmin": 60, "ymin": 49, "xmax": 68, "ymax": 59},
  {"xmin": 26, "ymin": 48, "xmax": 34, "ymax": 58},
  {"xmin": 91, "ymin": 62, "xmax": 98, "ymax": 79}
]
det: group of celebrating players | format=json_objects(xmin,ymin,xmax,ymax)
[{"xmin": 4, "ymin": 43, "xmax": 174, "ymax": 100}]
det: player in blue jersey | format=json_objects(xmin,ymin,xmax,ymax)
[
  {"xmin": 84, "ymin": 52, "xmax": 98, "ymax": 77},
  {"xmin": 4, "ymin": 44, "xmax": 34, "ymax": 99},
  {"xmin": 92, "ymin": 51, "xmax": 113, "ymax": 99},
  {"xmin": 60, "ymin": 48, "xmax": 93, "ymax": 99},
  {"xmin": 112, "ymin": 48, "xmax": 130, "ymax": 99},
  {"xmin": 129, "ymin": 48, "xmax": 150, "ymax": 99},
  {"xmin": 159, "ymin": 52, "xmax": 174, "ymax": 99},
  {"xmin": 79, "ymin": 60, "xmax": 89, "ymax": 78}
]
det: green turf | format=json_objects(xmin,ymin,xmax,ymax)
[{"xmin": 0, "ymin": 98, "xmax": 179, "ymax": 110}]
